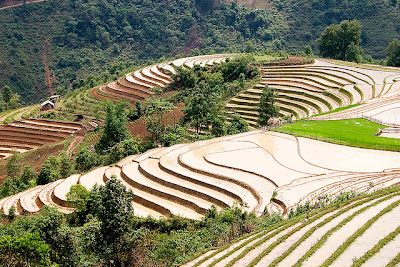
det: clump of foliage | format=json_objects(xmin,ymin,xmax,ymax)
[
  {"xmin": 258, "ymin": 86, "xmax": 280, "ymax": 126},
  {"xmin": 387, "ymin": 39, "xmax": 400, "ymax": 67},
  {"xmin": 0, "ymin": 0, "xmax": 288, "ymax": 104},
  {"xmin": 317, "ymin": 20, "xmax": 363, "ymax": 62},
  {"xmin": 144, "ymin": 97, "xmax": 176, "ymax": 144},
  {"xmin": 0, "ymin": 85, "xmax": 20, "ymax": 112},
  {"xmin": 174, "ymin": 55, "xmax": 259, "ymax": 134},
  {"xmin": 95, "ymin": 101, "xmax": 131, "ymax": 154}
]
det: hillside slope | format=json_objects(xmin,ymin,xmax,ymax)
[
  {"xmin": 0, "ymin": 0, "xmax": 287, "ymax": 103},
  {"xmin": 1, "ymin": 0, "xmax": 399, "ymax": 105}
]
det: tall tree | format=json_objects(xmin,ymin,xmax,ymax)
[
  {"xmin": 1, "ymin": 85, "xmax": 12, "ymax": 104},
  {"xmin": 95, "ymin": 101, "xmax": 131, "ymax": 153},
  {"xmin": 145, "ymin": 97, "xmax": 175, "ymax": 144},
  {"xmin": 182, "ymin": 81, "xmax": 220, "ymax": 134},
  {"xmin": 387, "ymin": 39, "xmax": 400, "ymax": 67},
  {"xmin": 317, "ymin": 20, "xmax": 363, "ymax": 62},
  {"xmin": 90, "ymin": 177, "xmax": 134, "ymax": 265},
  {"xmin": 258, "ymin": 86, "xmax": 279, "ymax": 126}
]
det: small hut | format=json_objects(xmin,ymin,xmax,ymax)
[{"xmin": 40, "ymin": 100, "xmax": 54, "ymax": 111}]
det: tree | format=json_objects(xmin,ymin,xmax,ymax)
[
  {"xmin": 227, "ymin": 114, "xmax": 249, "ymax": 134},
  {"xmin": 67, "ymin": 184, "xmax": 90, "ymax": 225},
  {"xmin": 304, "ymin": 45, "xmax": 314, "ymax": 57},
  {"xmin": 387, "ymin": 39, "xmax": 400, "ymax": 67},
  {"xmin": 59, "ymin": 151, "xmax": 73, "ymax": 178},
  {"xmin": 182, "ymin": 80, "xmax": 221, "ymax": 134},
  {"xmin": 37, "ymin": 156, "xmax": 61, "ymax": 185},
  {"xmin": 1, "ymin": 85, "xmax": 12, "ymax": 104},
  {"xmin": 75, "ymin": 150, "xmax": 98, "ymax": 172},
  {"xmin": 95, "ymin": 101, "xmax": 131, "ymax": 153},
  {"xmin": 89, "ymin": 177, "xmax": 134, "ymax": 264},
  {"xmin": 145, "ymin": 97, "xmax": 175, "ymax": 144},
  {"xmin": 258, "ymin": 86, "xmax": 279, "ymax": 126},
  {"xmin": 5, "ymin": 151, "xmax": 20, "ymax": 178},
  {"xmin": 317, "ymin": 20, "xmax": 363, "ymax": 62},
  {"xmin": 0, "ymin": 233, "xmax": 51, "ymax": 266},
  {"xmin": 7, "ymin": 93, "xmax": 20, "ymax": 110}
]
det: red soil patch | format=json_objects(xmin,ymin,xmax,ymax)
[{"xmin": 41, "ymin": 38, "xmax": 56, "ymax": 95}]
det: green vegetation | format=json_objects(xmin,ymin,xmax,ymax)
[
  {"xmin": 318, "ymin": 20, "xmax": 363, "ymax": 62},
  {"xmin": 176, "ymin": 55, "xmax": 258, "ymax": 135},
  {"xmin": 312, "ymin": 103, "xmax": 362, "ymax": 117},
  {"xmin": 258, "ymin": 86, "xmax": 279, "ymax": 126},
  {"xmin": 95, "ymin": 101, "xmax": 131, "ymax": 153},
  {"xmin": 0, "ymin": 85, "xmax": 21, "ymax": 113},
  {"xmin": 0, "ymin": 178, "xmax": 263, "ymax": 266},
  {"xmin": 2, "ymin": 0, "xmax": 400, "ymax": 104},
  {"xmin": 274, "ymin": 118, "xmax": 400, "ymax": 151},
  {"xmin": 0, "ymin": 0, "xmax": 288, "ymax": 104},
  {"xmin": 387, "ymin": 39, "xmax": 400, "ymax": 67}
]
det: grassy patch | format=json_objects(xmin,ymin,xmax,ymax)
[
  {"xmin": 311, "ymin": 103, "xmax": 362, "ymax": 117},
  {"xmin": 274, "ymin": 118, "xmax": 400, "ymax": 151}
]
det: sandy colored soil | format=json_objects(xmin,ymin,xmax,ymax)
[
  {"xmin": 330, "ymin": 201, "xmax": 400, "ymax": 266},
  {"xmin": 297, "ymin": 136, "xmax": 400, "ymax": 172},
  {"xmin": 302, "ymin": 195, "xmax": 400, "ymax": 266}
]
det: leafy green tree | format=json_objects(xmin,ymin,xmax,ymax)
[
  {"xmin": 7, "ymin": 93, "xmax": 20, "ymax": 110},
  {"xmin": 304, "ymin": 45, "xmax": 314, "ymax": 57},
  {"xmin": 182, "ymin": 81, "xmax": 221, "ymax": 134},
  {"xmin": 211, "ymin": 117, "xmax": 227, "ymax": 137},
  {"xmin": 145, "ymin": 97, "xmax": 175, "ymax": 144},
  {"xmin": 5, "ymin": 151, "xmax": 20, "ymax": 178},
  {"xmin": 227, "ymin": 114, "xmax": 249, "ymax": 135},
  {"xmin": 67, "ymin": 184, "xmax": 91, "ymax": 225},
  {"xmin": 95, "ymin": 101, "xmax": 131, "ymax": 153},
  {"xmin": 75, "ymin": 150, "xmax": 99, "ymax": 172},
  {"xmin": 215, "ymin": 55, "xmax": 259, "ymax": 82},
  {"xmin": 90, "ymin": 177, "xmax": 134, "ymax": 264},
  {"xmin": 59, "ymin": 151, "xmax": 73, "ymax": 178},
  {"xmin": 37, "ymin": 156, "xmax": 61, "ymax": 185},
  {"xmin": 1, "ymin": 85, "xmax": 12, "ymax": 104},
  {"xmin": 17, "ymin": 166, "xmax": 36, "ymax": 189},
  {"xmin": 195, "ymin": 0, "xmax": 216, "ymax": 12},
  {"xmin": 35, "ymin": 206, "xmax": 77, "ymax": 265},
  {"xmin": 0, "ymin": 233, "xmax": 51, "ymax": 266},
  {"xmin": 258, "ymin": 86, "xmax": 279, "ymax": 126},
  {"xmin": 317, "ymin": 20, "xmax": 363, "ymax": 62},
  {"xmin": 105, "ymin": 138, "xmax": 140, "ymax": 164},
  {"xmin": 0, "ymin": 178, "xmax": 16, "ymax": 198},
  {"xmin": 387, "ymin": 39, "xmax": 400, "ymax": 67}
]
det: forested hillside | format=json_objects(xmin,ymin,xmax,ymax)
[
  {"xmin": 272, "ymin": 0, "xmax": 400, "ymax": 57},
  {"xmin": 0, "ymin": 0, "xmax": 399, "ymax": 104},
  {"xmin": 0, "ymin": 0, "xmax": 288, "ymax": 103}
]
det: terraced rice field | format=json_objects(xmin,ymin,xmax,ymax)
[
  {"xmin": 93, "ymin": 54, "xmax": 233, "ymax": 103},
  {"xmin": 0, "ymin": 105, "xmax": 39, "ymax": 124},
  {"xmin": 226, "ymin": 59, "xmax": 400, "ymax": 126},
  {"xmin": 0, "ymin": 118, "xmax": 83, "ymax": 159},
  {"xmin": 2, "ymin": 130, "xmax": 400, "ymax": 220},
  {"xmin": 185, "ymin": 185, "xmax": 400, "ymax": 267}
]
